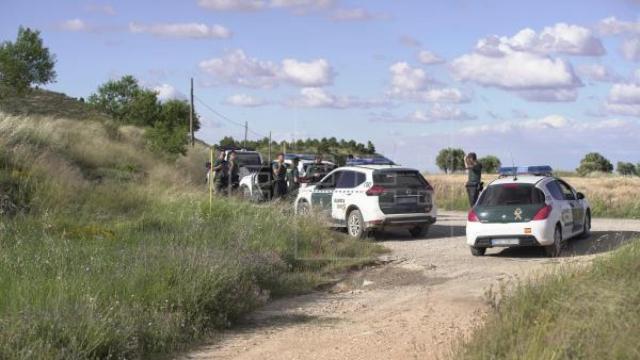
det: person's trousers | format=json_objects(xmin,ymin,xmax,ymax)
[
  {"xmin": 466, "ymin": 184, "xmax": 480, "ymax": 207},
  {"xmin": 274, "ymin": 180, "xmax": 288, "ymax": 199}
]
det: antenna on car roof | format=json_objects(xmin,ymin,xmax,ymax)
[{"xmin": 510, "ymin": 152, "xmax": 517, "ymax": 181}]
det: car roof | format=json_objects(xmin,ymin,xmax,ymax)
[
  {"xmin": 339, "ymin": 164, "xmax": 416, "ymax": 172},
  {"xmin": 489, "ymin": 175, "xmax": 550, "ymax": 185}
]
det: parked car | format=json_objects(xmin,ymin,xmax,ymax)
[{"xmin": 466, "ymin": 166, "xmax": 591, "ymax": 257}]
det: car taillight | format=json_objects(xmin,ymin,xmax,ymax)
[
  {"xmin": 366, "ymin": 185, "xmax": 386, "ymax": 196},
  {"xmin": 468, "ymin": 209, "xmax": 479, "ymax": 222},
  {"xmin": 424, "ymin": 181, "xmax": 433, "ymax": 191},
  {"xmin": 533, "ymin": 204, "xmax": 552, "ymax": 220}
]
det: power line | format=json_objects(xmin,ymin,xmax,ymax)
[{"xmin": 193, "ymin": 95, "xmax": 267, "ymax": 139}]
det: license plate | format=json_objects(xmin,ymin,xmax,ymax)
[
  {"xmin": 397, "ymin": 197, "xmax": 417, "ymax": 204},
  {"xmin": 492, "ymin": 238, "xmax": 519, "ymax": 246}
]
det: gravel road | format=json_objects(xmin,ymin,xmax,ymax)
[{"xmin": 181, "ymin": 211, "xmax": 640, "ymax": 360}]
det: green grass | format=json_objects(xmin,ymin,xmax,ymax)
[
  {"xmin": 458, "ymin": 240, "xmax": 640, "ymax": 360},
  {"xmin": 0, "ymin": 98, "xmax": 383, "ymax": 359}
]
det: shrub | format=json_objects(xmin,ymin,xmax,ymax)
[
  {"xmin": 436, "ymin": 148, "xmax": 466, "ymax": 173},
  {"xmin": 617, "ymin": 161, "xmax": 637, "ymax": 176},
  {"xmin": 576, "ymin": 152, "xmax": 613, "ymax": 176},
  {"xmin": 478, "ymin": 155, "xmax": 501, "ymax": 174}
]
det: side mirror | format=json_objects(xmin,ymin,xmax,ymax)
[{"xmin": 576, "ymin": 192, "xmax": 585, "ymax": 200}]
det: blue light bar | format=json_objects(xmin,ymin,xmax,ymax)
[
  {"xmin": 346, "ymin": 156, "xmax": 396, "ymax": 166},
  {"xmin": 499, "ymin": 166, "xmax": 553, "ymax": 176}
]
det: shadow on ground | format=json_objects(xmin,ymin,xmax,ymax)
[{"xmin": 373, "ymin": 224, "xmax": 466, "ymax": 242}]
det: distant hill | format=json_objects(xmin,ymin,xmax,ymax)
[{"xmin": 0, "ymin": 88, "xmax": 111, "ymax": 122}]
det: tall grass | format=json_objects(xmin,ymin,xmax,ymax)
[
  {"xmin": 427, "ymin": 174, "xmax": 640, "ymax": 218},
  {"xmin": 0, "ymin": 112, "xmax": 383, "ymax": 359},
  {"xmin": 458, "ymin": 239, "xmax": 640, "ymax": 359}
]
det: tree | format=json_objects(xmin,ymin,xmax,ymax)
[
  {"xmin": 617, "ymin": 162, "xmax": 637, "ymax": 176},
  {"xmin": 576, "ymin": 152, "xmax": 613, "ymax": 176},
  {"xmin": 158, "ymin": 99, "xmax": 200, "ymax": 131},
  {"xmin": 436, "ymin": 148, "xmax": 466, "ymax": 173},
  {"xmin": 479, "ymin": 155, "xmax": 501, "ymax": 174},
  {"xmin": 145, "ymin": 123, "xmax": 189, "ymax": 157},
  {"xmin": 366, "ymin": 140, "xmax": 376, "ymax": 154},
  {"xmin": 88, "ymin": 75, "xmax": 160, "ymax": 126},
  {"xmin": 0, "ymin": 26, "xmax": 56, "ymax": 95}
]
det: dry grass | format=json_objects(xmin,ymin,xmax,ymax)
[{"xmin": 425, "ymin": 173, "xmax": 640, "ymax": 218}]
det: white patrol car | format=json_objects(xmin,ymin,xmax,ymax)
[
  {"xmin": 466, "ymin": 166, "xmax": 591, "ymax": 257},
  {"xmin": 294, "ymin": 159, "xmax": 437, "ymax": 238}
]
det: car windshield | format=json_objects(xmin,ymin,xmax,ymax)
[
  {"xmin": 478, "ymin": 184, "xmax": 545, "ymax": 206},
  {"xmin": 234, "ymin": 153, "xmax": 262, "ymax": 166},
  {"xmin": 373, "ymin": 170, "xmax": 427, "ymax": 188}
]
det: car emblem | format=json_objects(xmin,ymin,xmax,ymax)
[{"xmin": 514, "ymin": 208, "xmax": 523, "ymax": 221}]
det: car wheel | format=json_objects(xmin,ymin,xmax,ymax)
[
  {"xmin": 297, "ymin": 200, "xmax": 310, "ymax": 216},
  {"xmin": 409, "ymin": 224, "xmax": 429, "ymax": 238},
  {"xmin": 545, "ymin": 226, "xmax": 563, "ymax": 258},
  {"xmin": 347, "ymin": 209, "xmax": 367, "ymax": 239},
  {"xmin": 470, "ymin": 246, "xmax": 486, "ymax": 256},
  {"xmin": 580, "ymin": 212, "xmax": 591, "ymax": 239}
]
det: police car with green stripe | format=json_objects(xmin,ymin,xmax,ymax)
[
  {"xmin": 466, "ymin": 166, "xmax": 591, "ymax": 257},
  {"xmin": 294, "ymin": 157, "xmax": 437, "ymax": 238}
]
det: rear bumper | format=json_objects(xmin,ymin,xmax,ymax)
[
  {"xmin": 466, "ymin": 220, "xmax": 555, "ymax": 247},
  {"xmin": 473, "ymin": 235, "xmax": 541, "ymax": 247},
  {"xmin": 368, "ymin": 214, "xmax": 436, "ymax": 228}
]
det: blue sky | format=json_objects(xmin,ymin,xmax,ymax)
[{"xmin": 2, "ymin": 0, "xmax": 640, "ymax": 171}]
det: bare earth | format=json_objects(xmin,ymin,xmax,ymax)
[{"xmin": 180, "ymin": 211, "xmax": 640, "ymax": 360}]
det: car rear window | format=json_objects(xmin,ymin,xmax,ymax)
[
  {"xmin": 373, "ymin": 170, "xmax": 428, "ymax": 188},
  {"xmin": 235, "ymin": 153, "xmax": 262, "ymax": 166},
  {"xmin": 478, "ymin": 184, "xmax": 545, "ymax": 206}
]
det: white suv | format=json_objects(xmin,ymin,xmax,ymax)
[{"xmin": 294, "ymin": 164, "xmax": 437, "ymax": 238}]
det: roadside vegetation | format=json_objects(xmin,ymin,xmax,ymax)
[
  {"xmin": 0, "ymin": 92, "xmax": 383, "ymax": 359},
  {"xmin": 458, "ymin": 239, "xmax": 640, "ymax": 359}
]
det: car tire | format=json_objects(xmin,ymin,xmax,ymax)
[
  {"xmin": 297, "ymin": 200, "xmax": 310, "ymax": 216},
  {"xmin": 580, "ymin": 212, "xmax": 591, "ymax": 239},
  {"xmin": 470, "ymin": 246, "xmax": 486, "ymax": 256},
  {"xmin": 409, "ymin": 224, "xmax": 429, "ymax": 238},
  {"xmin": 347, "ymin": 209, "xmax": 367, "ymax": 239},
  {"xmin": 545, "ymin": 225, "xmax": 563, "ymax": 258}
]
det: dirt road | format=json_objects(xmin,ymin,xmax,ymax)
[{"xmin": 181, "ymin": 212, "xmax": 640, "ymax": 360}]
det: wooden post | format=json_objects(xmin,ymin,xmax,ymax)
[
  {"xmin": 244, "ymin": 121, "xmax": 248, "ymax": 148},
  {"xmin": 268, "ymin": 131, "xmax": 272, "ymax": 164},
  {"xmin": 189, "ymin": 77, "xmax": 194, "ymax": 147},
  {"xmin": 209, "ymin": 147, "xmax": 213, "ymax": 211}
]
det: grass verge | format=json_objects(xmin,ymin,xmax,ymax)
[{"xmin": 458, "ymin": 239, "xmax": 640, "ymax": 359}]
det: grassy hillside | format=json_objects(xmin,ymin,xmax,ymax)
[
  {"xmin": 458, "ymin": 240, "xmax": 640, "ymax": 359},
  {"xmin": 0, "ymin": 92, "xmax": 383, "ymax": 359},
  {"xmin": 427, "ymin": 174, "xmax": 640, "ymax": 218}
]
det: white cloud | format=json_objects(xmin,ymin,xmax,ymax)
[
  {"xmin": 388, "ymin": 62, "xmax": 430, "ymax": 94},
  {"xmin": 129, "ymin": 22, "xmax": 232, "ymax": 39},
  {"xmin": 330, "ymin": 8, "xmax": 379, "ymax": 21},
  {"xmin": 608, "ymin": 83, "xmax": 640, "ymax": 104},
  {"xmin": 58, "ymin": 19, "xmax": 88, "ymax": 32},
  {"xmin": 451, "ymin": 47, "xmax": 581, "ymax": 90},
  {"xmin": 153, "ymin": 84, "xmax": 186, "ymax": 102},
  {"xmin": 604, "ymin": 103, "xmax": 640, "ymax": 116},
  {"xmin": 417, "ymin": 50, "xmax": 445, "ymax": 65},
  {"xmin": 517, "ymin": 88, "xmax": 578, "ymax": 102},
  {"xmin": 196, "ymin": 0, "xmax": 265, "ymax": 11},
  {"xmin": 199, "ymin": 50, "xmax": 334, "ymax": 88},
  {"xmin": 419, "ymin": 88, "xmax": 470, "ymax": 103},
  {"xmin": 460, "ymin": 115, "xmax": 572, "ymax": 134},
  {"xmin": 621, "ymin": 38, "xmax": 640, "ymax": 61},
  {"xmin": 287, "ymin": 87, "xmax": 384, "ymax": 108},
  {"xmin": 577, "ymin": 63, "xmax": 619, "ymax": 82},
  {"xmin": 475, "ymin": 23, "xmax": 605, "ymax": 56},
  {"xmin": 224, "ymin": 94, "xmax": 267, "ymax": 107},
  {"xmin": 85, "ymin": 3, "xmax": 116, "ymax": 16},
  {"xmin": 598, "ymin": 16, "xmax": 640, "ymax": 35},
  {"xmin": 280, "ymin": 58, "xmax": 334, "ymax": 87},
  {"xmin": 372, "ymin": 104, "xmax": 475, "ymax": 123}
]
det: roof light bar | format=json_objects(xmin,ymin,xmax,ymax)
[{"xmin": 498, "ymin": 166, "xmax": 553, "ymax": 177}]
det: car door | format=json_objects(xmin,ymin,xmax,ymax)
[
  {"xmin": 557, "ymin": 180, "xmax": 584, "ymax": 234},
  {"xmin": 546, "ymin": 180, "xmax": 574, "ymax": 237},
  {"xmin": 332, "ymin": 171, "xmax": 366, "ymax": 225},
  {"xmin": 311, "ymin": 171, "xmax": 340, "ymax": 220}
]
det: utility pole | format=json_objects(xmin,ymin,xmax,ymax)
[
  {"xmin": 268, "ymin": 131, "xmax": 272, "ymax": 164},
  {"xmin": 244, "ymin": 121, "xmax": 248, "ymax": 148},
  {"xmin": 189, "ymin": 77, "xmax": 194, "ymax": 147}
]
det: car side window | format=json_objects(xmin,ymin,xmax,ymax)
[
  {"xmin": 318, "ymin": 171, "xmax": 340, "ymax": 190},
  {"xmin": 546, "ymin": 181, "xmax": 564, "ymax": 201},
  {"xmin": 557, "ymin": 180, "xmax": 576, "ymax": 200},
  {"xmin": 336, "ymin": 171, "xmax": 366, "ymax": 189}
]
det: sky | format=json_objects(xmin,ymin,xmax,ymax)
[{"xmin": 2, "ymin": 0, "xmax": 640, "ymax": 171}]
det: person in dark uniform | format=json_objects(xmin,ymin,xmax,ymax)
[
  {"xmin": 212, "ymin": 150, "xmax": 229, "ymax": 195},
  {"xmin": 227, "ymin": 150, "xmax": 240, "ymax": 194},
  {"xmin": 307, "ymin": 154, "xmax": 326, "ymax": 183},
  {"xmin": 272, "ymin": 153, "xmax": 288, "ymax": 199},
  {"xmin": 465, "ymin": 152, "xmax": 483, "ymax": 207},
  {"xmin": 288, "ymin": 157, "xmax": 301, "ymax": 194}
]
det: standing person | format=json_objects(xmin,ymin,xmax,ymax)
[
  {"xmin": 227, "ymin": 150, "xmax": 240, "ymax": 194},
  {"xmin": 212, "ymin": 150, "xmax": 229, "ymax": 195},
  {"xmin": 272, "ymin": 153, "xmax": 288, "ymax": 199},
  {"xmin": 308, "ymin": 154, "xmax": 325, "ymax": 183},
  {"xmin": 288, "ymin": 157, "xmax": 301, "ymax": 194},
  {"xmin": 465, "ymin": 152, "xmax": 483, "ymax": 207}
]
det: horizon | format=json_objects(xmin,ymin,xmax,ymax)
[{"xmin": 2, "ymin": 0, "xmax": 640, "ymax": 171}]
